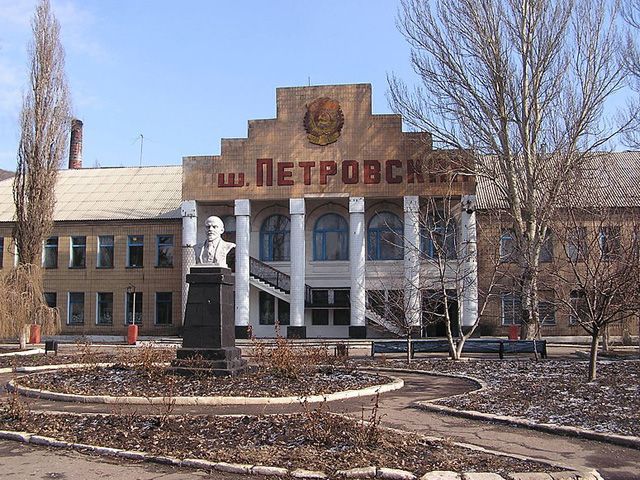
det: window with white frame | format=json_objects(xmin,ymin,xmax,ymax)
[
  {"xmin": 539, "ymin": 231, "xmax": 554, "ymax": 263},
  {"xmin": 565, "ymin": 227, "xmax": 587, "ymax": 262},
  {"xmin": 43, "ymin": 237, "xmax": 58, "ymax": 268},
  {"xmin": 96, "ymin": 292, "xmax": 113, "ymax": 325},
  {"xmin": 127, "ymin": 235, "xmax": 144, "ymax": 267},
  {"xmin": 501, "ymin": 292, "xmax": 523, "ymax": 325},
  {"xmin": 68, "ymin": 292, "xmax": 85, "ymax": 325},
  {"xmin": 44, "ymin": 292, "xmax": 57, "ymax": 308},
  {"xmin": 97, "ymin": 235, "xmax": 114, "ymax": 268},
  {"xmin": 569, "ymin": 290, "xmax": 588, "ymax": 326},
  {"xmin": 156, "ymin": 235, "xmax": 174, "ymax": 267},
  {"xmin": 499, "ymin": 230, "xmax": 518, "ymax": 262},
  {"xmin": 69, "ymin": 236, "xmax": 86, "ymax": 268},
  {"xmin": 599, "ymin": 226, "xmax": 621, "ymax": 260}
]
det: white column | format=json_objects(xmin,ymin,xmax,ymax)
[
  {"xmin": 349, "ymin": 197, "xmax": 366, "ymax": 331},
  {"xmin": 289, "ymin": 198, "xmax": 306, "ymax": 328},
  {"xmin": 180, "ymin": 200, "xmax": 197, "ymax": 324},
  {"xmin": 234, "ymin": 199, "xmax": 251, "ymax": 329},
  {"xmin": 460, "ymin": 195, "xmax": 478, "ymax": 328},
  {"xmin": 404, "ymin": 196, "xmax": 421, "ymax": 328}
]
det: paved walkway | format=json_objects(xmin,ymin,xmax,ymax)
[{"xmin": 2, "ymin": 370, "xmax": 639, "ymax": 480}]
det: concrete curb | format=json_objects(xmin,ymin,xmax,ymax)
[
  {"xmin": 364, "ymin": 367, "xmax": 640, "ymax": 452},
  {"xmin": 415, "ymin": 401, "xmax": 640, "ymax": 450},
  {"xmin": 0, "ymin": 348, "xmax": 44, "ymax": 358},
  {"xmin": 7, "ymin": 365, "xmax": 404, "ymax": 405},
  {"xmin": 0, "ymin": 428, "xmax": 599, "ymax": 479}
]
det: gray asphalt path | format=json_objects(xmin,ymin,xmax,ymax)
[{"xmin": 1, "ymin": 370, "xmax": 639, "ymax": 480}]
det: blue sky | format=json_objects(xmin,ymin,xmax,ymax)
[{"xmin": 0, "ymin": 0, "xmax": 419, "ymax": 171}]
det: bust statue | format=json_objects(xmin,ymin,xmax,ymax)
[{"xmin": 197, "ymin": 215, "xmax": 235, "ymax": 268}]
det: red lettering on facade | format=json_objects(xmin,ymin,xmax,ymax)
[
  {"xmin": 277, "ymin": 162, "xmax": 294, "ymax": 186},
  {"xmin": 342, "ymin": 160, "xmax": 359, "ymax": 184},
  {"xmin": 256, "ymin": 158, "xmax": 273, "ymax": 186},
  {"xmin": 363, "ymin": 160, "xmax": 381, "ymax": 184},
  {"xmin": 217, "ymin": 172, "xmax": 245, "ymax": 188},
  {"xmin": 319, "ymin": 161, "xmax": 337, "ymax": 185},
  {"xmin": 299, "ymin": 161, "xmax": 315, "ymax": 185},
  {"xmin": 386, "ymin": 160, "xmax": 402, "ymax": 184},
  {"xmin": 407, "ymin": 159, "xmax": 425, "ymax": 184}
]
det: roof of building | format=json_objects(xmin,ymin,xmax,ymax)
[
  {"xmin": 0, "ymin": 165, "xmax": 183, "ymax": 222},
  {"xmin": 476, "ymin": 151, "xmax": 640, "ymax": 210}
]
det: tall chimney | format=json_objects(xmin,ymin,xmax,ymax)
[{"xmin": 68, "ymin": 119, "xmax": 83, "ymax": 169}]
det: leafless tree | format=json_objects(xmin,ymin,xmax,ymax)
[
  {"xmin": 621, "ymin": 0, "xmax": 640, "ymax": 148},
  {"xmin": 13, "ymin": 0, "xmax": 70, "ymax": 265},
  {"xmin": 551, "ymin": 205, "xmax": 640, "ymax": 381},
  {"xmin": 389, "ymin": 0, "xmax": 626, "ymax": 338}
]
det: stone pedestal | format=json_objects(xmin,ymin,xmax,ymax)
[{"xmin": 174, "ymin": 266, "xmax": 247, "ymax": 376}]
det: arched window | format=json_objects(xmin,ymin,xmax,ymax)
[
  {"xmin": 313, "ymin": 213, "xmax": 349, "ymax": 261},
  {"xmin": 260, "ymin": 214, "xmax": 290, "ymax": 261},
  {"xmin": 367, "ymin": 212, "xmax": 403, "ymax": 260},
  {"xmin": 421, "ymin": 212, "xmax": 457, "ymax": 259}
]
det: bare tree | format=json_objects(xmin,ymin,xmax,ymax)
[
  {"xmin": 622, "ymin": 0, "xmax": 640, "ymax": 148},
  {"xmin": 13, "ymin": 0, "xmax": 70, "ymax": 265},
  {"xmin": 389, "ymin": 0, "xmax": 626, "ymax": 338},
  {"xmin": 551, "ymin": 205, "xmax": 640, "ymax": 381}
]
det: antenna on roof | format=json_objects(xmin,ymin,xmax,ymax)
[{"xmin": 139, "ymin": 134, "xmax": 143, "ymax": 166}]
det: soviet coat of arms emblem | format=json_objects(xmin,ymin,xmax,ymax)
[{"xmin": 304, "ymin": 97, "xmax": 344, "ymax": 146}]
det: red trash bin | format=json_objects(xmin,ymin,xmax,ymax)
[
  {"xmin": 29, "ymin": 324, "xmax": 41, "ymax": 344},
  {"xmin": 508, "ymin": 324, "xmax": 519, "ymax": 340},
  {"xmin": 127, "ymin": 324, "xmax": 138, "ymax": 345}
]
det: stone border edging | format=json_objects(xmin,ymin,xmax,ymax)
[
  {"xmin": 386, "ymin": 367, "xmax": 640, "ymax": 451},
  {"xmin": 416, "ymin": 401, "xmax": 640, "ymax": 450},
  {"xmin": 0, "ymin": 348, "xmax": 44, "ymax": 358},
  {"xmin": 7, "ymin": 364, "xmax": 404, "ymax": 405},
  {"xmin": 0, "ymin": 428, "xmax": 601, "ymax": 480}
]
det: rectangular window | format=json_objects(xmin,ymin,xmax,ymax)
[
  {"xmin": 333, "ymin": 309, "xmax": 350, "ymax": 325},
  {"xmin": 539, "ymin": 299, "xmax": 556, "ymax": 325},
  {"xmin": 312, "ymin": 309, "xmax": 329, "ymax": 325},
  {"xmin": 499, "ymin": 230, "xmax": 518, "ymax": 262},
  {"xmin": 565, "ymin": 227, "xmax": 587, "ymax": 262},
  {"xmin": 156, "ymin": 235, "xmax": 174, "ymax": 267},
  {"xmin": 97, "ymin": 236, "xmax": 114, "ymax": 268},
  {"xmin": 540, "ymin": 232, "xmax": 553, "ymax": 263},
  {"xmin": 569, "ymin": 290, "xmax": 588, "ymax": 326},
  {"xmin": 68, "ymin": 292, "xmax": 85, "ymax": 325},
  {"xmin": 96, "ymin": 292, "xmax": 113, "ymax": 325},
  {"xmin": 70, "ymin": 236, "xmax": 86, "ymax": 268},
  {"xmin": 126, "ymin": 291, "xmax": 143, "ymax": 325},
  {"xmin": 277, "ymin": 298, "xmax": 290, "ymax": 325},
  {"xmin": 367, "ymin": 290, "xmax": 386, "ymax": 317},
  {"xmin": 44, "ymin": 292, "xmax": 57, "ymax": 308},
  {"xmin": 259, "ymin": 291, "xmax": 275, "ymax": 325},
  {"xmin": 312, "ymin": 289, "xmax": 329, "ymax": 306},
  {"xmin": 127, "ymin": 235, "xmax": 144, "ymax": 267},
  {"xmin": 333, "ymin": 290, "xmax": 350, "ymax": 307},
  {"xmin": 501, "ymin": 293, "xmax": 522, "ymax": 325},
  {"xmin": 155, "ymin": 292, "xmax": 173, "ymax": 325},
  {"xmin": 599, "ymin": 226, "xmax": 621, "ymax": 260},
  {"xmin": 43, "ymin": 237, "xmax": 58, "ymax": 268}
]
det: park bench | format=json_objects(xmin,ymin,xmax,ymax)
[{"xmin": 371, "ymin": 338, "xmax": 547, "ymax": 359}]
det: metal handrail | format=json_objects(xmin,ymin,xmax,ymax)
[{"xmin": 249, "ymin": 257, "xmax": 313, "ymax": 304}]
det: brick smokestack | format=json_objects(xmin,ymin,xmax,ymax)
[{"xmin": 68, "ymin": 119, "xmax": 83, "ymax": 169}]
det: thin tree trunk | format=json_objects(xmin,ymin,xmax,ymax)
[{"xmin": 589, "ymin": 330, "xmax": 600, "ymax": 381}]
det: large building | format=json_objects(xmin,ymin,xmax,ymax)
[{"xmin": 0, "ymin": 84, "xmax": 637, "ymax": 339}]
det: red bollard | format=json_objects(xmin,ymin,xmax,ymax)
[
  {"xmin": 29, "ymin": 324, "xmax": 41, "ymax": 344},
  {"xmin": 127, "ymin": 324, "xmax": 138, "ymax": 345}
]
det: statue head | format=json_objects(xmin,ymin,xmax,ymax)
[{"xmin": 204, "ymin": 216, "xmax": 224, "ymax": 243}]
